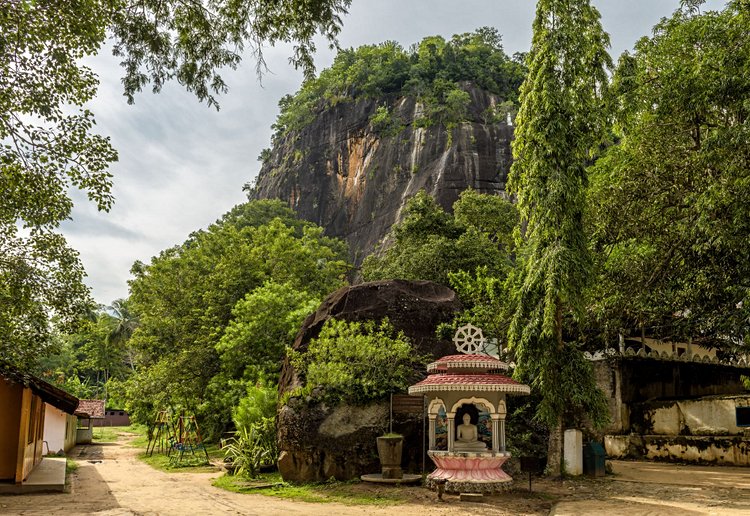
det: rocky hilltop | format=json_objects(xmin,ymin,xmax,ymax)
[{"xmin": 249, "ymin": 83, "xmax": 514, "ymax": 265}]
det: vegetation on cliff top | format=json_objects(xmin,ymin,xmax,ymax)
[{"xmin": 269, "ymin": 27, "xmax": 526, "ymax": 142}]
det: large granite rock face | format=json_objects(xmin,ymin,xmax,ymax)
[
  {"xmin": 249, "ymin": 83, "xmax": 513, "ymax": 264},
  {"xmin": 277, "ymin": 279, "xmax": 461, "ymax": 482}
]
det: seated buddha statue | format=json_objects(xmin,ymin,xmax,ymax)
[{"xmin": 454, "ymin": 413, "xmax": 487, "ymax": 451}]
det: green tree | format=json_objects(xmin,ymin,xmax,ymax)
[
  {"xmin": 1, "ymin": 0, "xmax": 352, "ymax": 369},
  {"xmin": 289, "ymin": 318, "xmax": 425, "ymax": 405},
  {"xmin": 362, "ymin": 190, "xmax": 515, "ymax": 288},
  {"xmin": 111, "ymin": 0, "xmax": 352, "ymax": 107},
  {"xmin": 0, "ymin": 2, "xmax": 117, "ymax": 368},
  {"xmin": 122, "ymin": 200, "xmax": 349, "ymax": 437},
  {"xmin": 588, "ymin": 1, "xmax": 750, "ymax": 349},
  {"xmin": 270, "ymin": 29, "xmax": 526, "ymax": 140},
  {"xmin": 507, "ymin": 0, "xmax": 611, "ymax": 474}
]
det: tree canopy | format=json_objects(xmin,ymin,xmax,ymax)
[
  {"xmin": 270, "ymin": 28, "xmax": 526, "ymax": 139},
  {"xmin": 1, "ymin": 0, "xmax": 352, "ymax": 370},
  {"xmin": 588, "ymin": 0, "xmax": 750, "ymax": 350},
  {"xmin": 508, "ymin": 0, "xmax": 612, "ymax": 472},
  {"xmin": 361, "ymin": 190, "xmax": 517, "ymax": 290},
  {"xmin": 119, "ymin": 200, "xmax": 349, "ymax": 435}
]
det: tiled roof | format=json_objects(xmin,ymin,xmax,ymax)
[
  {"xmin": 427, "ymin": 354, "xmax": 509, "ymax": 372},
  {"xmin": 76, "ymin": 399, "xmax": 105, "ymax": 419},
  {"xmin": 408, "ymin": 373, "xmax": 531, "ymax": 395}
]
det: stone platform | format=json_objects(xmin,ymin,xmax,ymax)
[
  {"xmin": 360, "ymin": 473, "xmax": 422, "ymax": 484},
  {"xmin": 0, "ymin": 457, "xmax": 67, "ymax": 494}
]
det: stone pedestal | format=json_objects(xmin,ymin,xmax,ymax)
[
  {"xmin": 376, "ymin": 436, "xmax": 403, "ymax": 479},
  {"xmin": 564, "ymin": 429, "xmax": 583, "ymax": 475}
]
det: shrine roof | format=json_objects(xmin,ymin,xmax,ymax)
[
  {"xmin": 408, "ymin": 373, "xmax": 530, "ymax": 395},
  {"xmin": 427, "ymin": 354, "xmax": 509, "ymax": 373}
]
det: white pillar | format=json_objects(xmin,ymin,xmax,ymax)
[
  {"xmin": 500, "ymin": 419, "xmax": 506, "ymax": 452},
  {"xmin": 447, "ymin": 412, "xmax": 456, "ymax": 452},
  {"xmin": 428, "ymin": 416, "xmax": 436, "ymax": 451},
  {"xmin": 491, "ymin": 414, "xmax": 500, "ymax": 452},
  {"xmin": 564, "ymin": 429, "xmax": 583, "ymax": 475}
]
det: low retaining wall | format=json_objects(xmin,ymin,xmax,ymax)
[{"xmin": 605, "ymin": 434, "xmax": 750, "ymax": 466}]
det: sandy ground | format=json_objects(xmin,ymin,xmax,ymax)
[{"xmin": 1, "ymin": 432, "xmax": 749, "ymax": 515}]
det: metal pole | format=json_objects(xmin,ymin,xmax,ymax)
[
  {"xmin": 422, "ymin": 395, "xmax": 426, "ymax": 474},
  {"xmin": 390, "ymin": 393, "xmax": 393, "ymax": 434}
]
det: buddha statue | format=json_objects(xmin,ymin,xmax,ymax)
[{"xmin": 454, "ymin": 413, "xmax": 487, "ymax": 451}]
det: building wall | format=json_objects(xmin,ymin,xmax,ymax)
[
  {"xmin": 633, "ymin": 395, "xmax": 750, "ymax": 436},
  {"xmin": 64, "ymin": 414, "xmax": 77, "ymax": 452},
  {"xmin": 21, "ymin": 390, "xmax": 45, "ymax": 482},
  {"xmin": 0, "ymin": 378, "xmax": 22, "ymax": 481},
  {"xmin": 93, "ymin": 410, "xmax": 130, "ymax": 427},
  {"xmin": 43, "ymin": 404, "xmax": 77, "ymax": 455},
  {"xmin": 43, "ymin": 404, "xmax": 65, "ymax": 455}
]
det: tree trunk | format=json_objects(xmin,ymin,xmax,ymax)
[
  {"xmin": 546, "ymin": 415, "xmax": 563, "ymax": 477},
  {"xmin": 548, "ymin": 301, "xmax": 564, "ymax": 476}
]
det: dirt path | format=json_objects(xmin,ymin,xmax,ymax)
[
  {"xmin": 550, "ymin": 461, "xmax": 750, "ymax": 515},
  {"xmin": 0, "ymin": 433, "xmax": 545, "ymax": 515},
  {"xmin": 2, "ymin": 434, "xmax": 750, "ymax": 516}
]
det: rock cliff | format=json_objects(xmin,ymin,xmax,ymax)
[{"xmin": 249, "ymin": 83, "xmax": 513, "ymax": 264}]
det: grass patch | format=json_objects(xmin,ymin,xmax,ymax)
[
  {"xmin": 91, "ymin": 424, "xmax": 148, "ymax": 444},
  {"xmin": 65, "ymin": 458, "xmax": 78, "ymax": 474},
  {"xmin": 137, "ymin": 443, "xmax": 223, "ymax": 473},
  {"xmin": 213, "ymin": 473, "xmax": 407, "ymax": 506},
  {"xmin": 91, "ymin": 427, "xmax": 120, "ymax": 443}
]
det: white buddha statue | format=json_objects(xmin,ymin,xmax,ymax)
[{"xmin": 454, "ymin": 413, "xmax": 487, "ymax": 451}]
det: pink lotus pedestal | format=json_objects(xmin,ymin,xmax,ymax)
[{"xmin": 427, "ymin": 450, "xmax": 513, "ymax": 493}]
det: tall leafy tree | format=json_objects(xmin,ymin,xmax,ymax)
[
  {"xmin": 508, "ymin": 0, "xmax": 611, "ymax": 473},
  {"xmin": 1, "ymin": 1, "xmax": 118, "ymax": 367},
  {"xmin": 589, "ymin": 0, "xmax": 750, "ymax": 349},
  {"xmin": 122, "ymin": 200, "xmax": 349, "ymax": 435},
  {"xmin": 1, "ymin": 0, "xmax": 352, "ymax": 368}
]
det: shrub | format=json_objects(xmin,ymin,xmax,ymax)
[{"xmin": 289, "ymin": 318, "xmax": 427, "ymax": 405}]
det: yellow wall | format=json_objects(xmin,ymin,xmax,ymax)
[
  {"xmin": 0, "ymin": 378, "xmax": 22, "ymax": 481},
  {"xmin": 0, "ymin": 379, "xmax": 47, "ymax": 483}
]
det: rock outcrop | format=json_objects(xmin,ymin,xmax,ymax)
[
  {"xmin": 249, "ymin": 84, "xmax": 513, "ymax": 264},
  {"xmin": 277, "ymin": 279, "xmax": 461, "ymax": 482}
]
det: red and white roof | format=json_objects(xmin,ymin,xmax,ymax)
[
  {"xmin": 409, "ymin": 373, "xmax": 530, "ymax": 395},
  {"xmin": 427, "ymin": 354, "xmax": 509, "ymax": 373}
]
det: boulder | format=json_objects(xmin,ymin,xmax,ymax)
[{"xmin": 277, "ymin": 279, "xmax": 461, "ymax": 482}]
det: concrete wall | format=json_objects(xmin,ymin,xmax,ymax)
[
  {"xmin": 637, "ymin": 395, "xmax": 750, "ymax": 436},
  {"xmin": 43, "ymin": 404, "xmax": 77, "ymax": 454},
  {"xmin": 43, "ymin": 404, "xmax": 66, "ymax": 455},
  {"xmin": 606, "ymin": 435, "xmax": 750, "ymax": 465}
]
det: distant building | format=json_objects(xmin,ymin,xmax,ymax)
[
  {"xmin": 75, "ymin": 399, "xmax": 105, "ymax": 444},
  {"xmin": 93, "ymin": 409, "xmax": 131, "ymax": 427}
]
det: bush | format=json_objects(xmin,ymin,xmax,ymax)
[
  {"xmin": 224, "ymin": 384, "xmax": 279, "ymax": 478},
  {"xmin": 223, "ymin": 418, "xmax": 277, "ymax": 478},
  {"xmin": 288, "ymin": 318, "xmax": 427, "ymax": 405}
]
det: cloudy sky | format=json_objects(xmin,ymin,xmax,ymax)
[{"xmin": 60, "ymin": 0, "xmax": 726, "ymax": 305}]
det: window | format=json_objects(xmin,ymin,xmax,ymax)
[
  {"xmin": 119, "ymin": 411, "xmax": 124, "ymax": 416},
  {"xmin": 737, "ymin": 407, "xmax": 750, "ymax": 427}
]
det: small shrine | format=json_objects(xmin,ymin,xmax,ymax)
[{"xmin": 408, "ymin": 324, "xmax": 530, "ymax": 493}]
